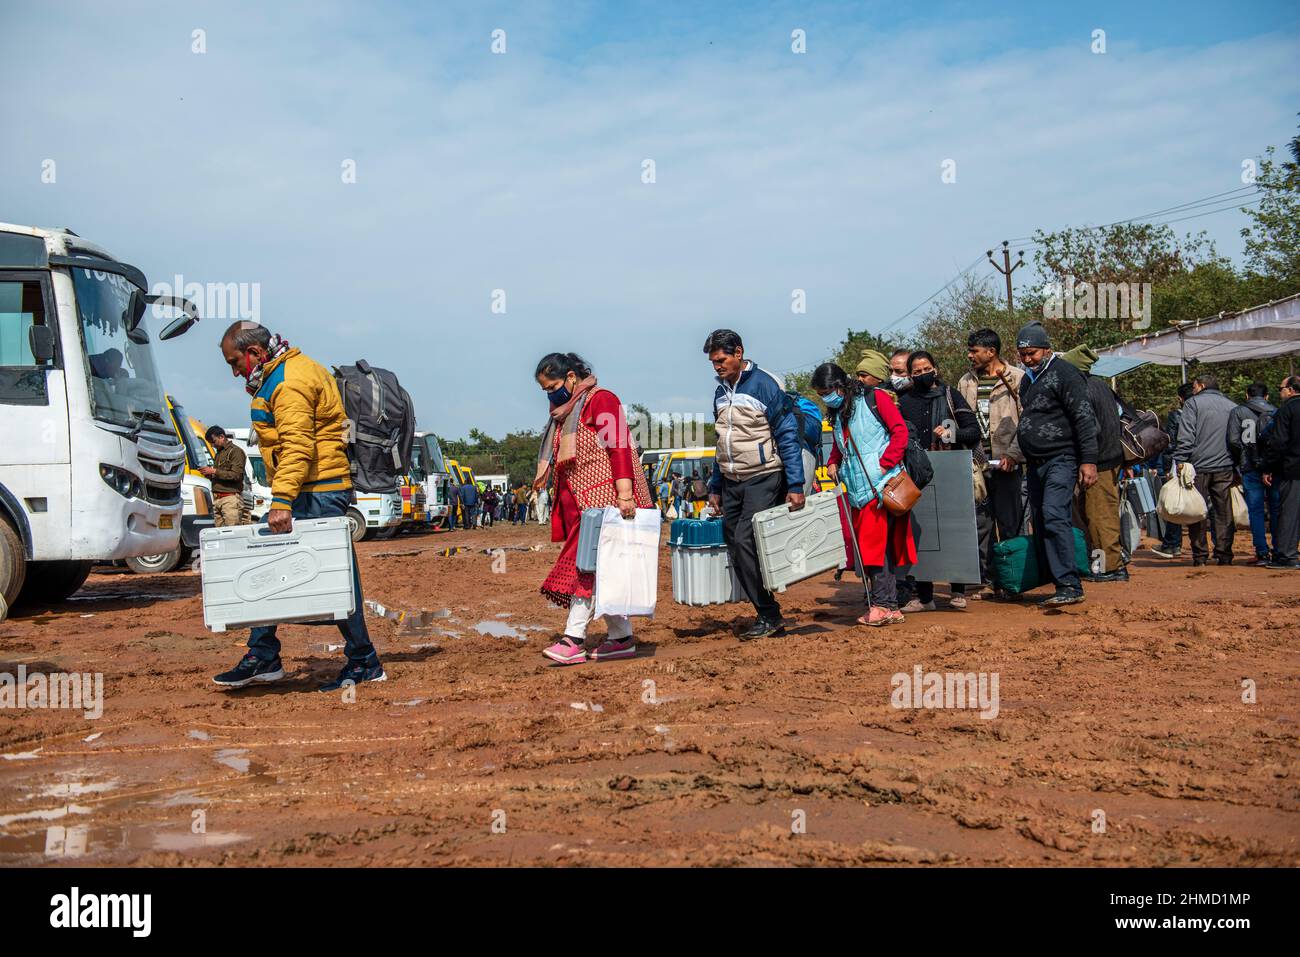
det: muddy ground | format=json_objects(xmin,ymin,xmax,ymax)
[{"xmin": 1, "ymin": 519, "xmax": 1297, "ymax": 867}]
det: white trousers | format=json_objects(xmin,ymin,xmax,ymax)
[{"xmin": 565, "ymin": 596, "xmax": 632, "ymax": 641}]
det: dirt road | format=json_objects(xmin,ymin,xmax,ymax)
[{"xmin": 2, "ymin": 521, "xmax": 1297, "ymax": 866}]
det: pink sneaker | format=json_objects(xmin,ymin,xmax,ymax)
[
  {"xmin": 858, "ymin": 607, "xmax": 905, "ymax": 627},
  {"xmin": 542, "ymin": 638, "xmax": 588, "ymax": 665},
  {"xmin": 590, "ymin": 637, "xmax": 637, "ymax": 661}
]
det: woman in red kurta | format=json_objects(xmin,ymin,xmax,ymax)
[{"xmin": 533, "ymin": 352, "xmax": 653, "ymax": 665}]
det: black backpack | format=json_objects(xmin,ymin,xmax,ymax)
[
  {"xmin": 332, "ymin": 360, "xmax": 415, "ymax": 493},
  {"xmin": 864, "ymin": 388, "xmax": 934, "ymax": 489}
]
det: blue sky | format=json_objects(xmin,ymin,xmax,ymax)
[{"xmin": 2, "ymin": 0, "xmax": 1298, "ymax": 440}]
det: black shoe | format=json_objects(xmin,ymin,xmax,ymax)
[
  {"xmin": 318, "ymin": 659, "xmax": 387, "ymax": 692},
  {"xmin": 1215, "ymin": 558, "xmax": 1233, "ymax": 566},
  {"xmin": 1265, "ymin": 559, "xmax": 1300, "ymax": 570},
  {"xmin": 1192, "ymin": 559, "xmax": 1208, "ymax": 567},
  {"xmin": 1149, "ymin": 547, "xmax": 1181, "ymax": 559},
  {"xmin": 213, "ymin": 653, "xmax": 285, "ymax": 688},
  {"xmin": 739, "ymin": 618, "xmax": 786, "ymax": 641},
  {"xmin": 1084, "ymin": 568, "xmax": 1129, "ymax": 583},
  {"xmin": 1039, "ymin": 589, "xmax": 1084, "ymax": 607}
]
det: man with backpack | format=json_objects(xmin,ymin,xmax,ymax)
[
  {"xmin": 1228, "ymin": 382, "xmax": 1279, "ymax": 565},
  {"xmin": 703, "ymin": 329, "xmax": 805, "ymax": 641},
  {"xmin": 211, "ymin": 322, "xmax": 385, "ymax": 692},
  {"xmin": 1015, "ymin": 322, "xmax": 1098, "ymax": 607}
]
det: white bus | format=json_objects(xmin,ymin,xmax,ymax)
[{"xmin": 0, "ymin": 223, "xmax": 198, "ymax": 616}]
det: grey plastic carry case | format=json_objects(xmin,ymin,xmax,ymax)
[
  {"xmin": 752, "ymin": 489, "xmax": 844, "ymax": 592},
  {"xmin": 200, "ymin": 516, "xmax": 355, "ymax": 632},
  {"xmin": 576, "ymin": 507, "xmax": 605, "ymax": 573}
]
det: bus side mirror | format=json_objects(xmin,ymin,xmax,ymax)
[{"xmin": 28, "ymin": 325, "xmax": 55, "ymax": 363}]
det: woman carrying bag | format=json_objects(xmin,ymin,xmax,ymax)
[
  {"xmin": 896, "ymin": 350, "xmax": 981, "ymax": 611},
  {"xmin": 533, "ymin": 352, "xmax": 654, "ymax": 665},
  {"xmin": 814, "ymin": 359, "xmax": 917, "ymax": 627}
]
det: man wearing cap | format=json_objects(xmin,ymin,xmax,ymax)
[
  {"xmin": 1015, "ymin": 322, "xmax": 1098, "ymax": 606},
  {"xmin": 1060, "ymin": 345, "xmax": 1128, "ymax": 581}
]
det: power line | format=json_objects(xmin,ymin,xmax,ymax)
[
  {"xmin": 779, "ymin": 186, "xmax": 1266, "ymax": 374},
  {"xmin": 1006, "ymin": 185, "xmax": 1259, "ymax": 243}
]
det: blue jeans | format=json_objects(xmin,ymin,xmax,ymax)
[
  {"xmin": 1240, "ymin": 469, "xmax": 1280, "ymax": 558},
  {"xmin": 248, "ymin": 490, "xmax": 379, "ymax": 667},
  {"xmin": 1028, "ymin": 455, "xmax": 1081, "ymax": 591}
]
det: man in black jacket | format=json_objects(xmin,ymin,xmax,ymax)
[
  {"xmin": 1264, "ymin": 375, "xmax": 1300, "ymax": 569},
  {"xmin": 1015, "ymin": 323, "xmax": 1099, "ymax": 606},
  {"xmin": 1060, "ymin": 346, "xmax": 1128, "ymax": 581},
  {"xmin": 1228, "ymin": 382, "xmax": 1279, "ymax": 565}
]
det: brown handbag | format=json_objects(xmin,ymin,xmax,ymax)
[{"xmin": 845, "ymin": 427, "xmax": 921, "ymax": 516}]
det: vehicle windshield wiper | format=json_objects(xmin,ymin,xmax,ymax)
[{"xmin": 126, "ymin": 407, "xmax": 166, "ymax": 440}]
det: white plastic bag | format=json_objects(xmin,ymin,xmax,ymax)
[
  {"xmin": 1229, "ymin": 485, "xmax": 1250, "ymax": 530},
  {"xmin": 1157, "ymin": 463, "xmax": 1207, "ymax": 526},
  {"xmin": 593, "ymin": 507, "xmax": 660, "ymax": 618}
]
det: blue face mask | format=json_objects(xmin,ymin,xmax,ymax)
[
  {"xmin": 822, "ymin": 391, "xmax": 844, "ymax": 409},
  {"xmin": 547, "ymin": 383, "xmax": 572, "ymax": 407}
]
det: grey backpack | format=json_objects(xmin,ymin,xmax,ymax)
[{"xmin": 332, "ymin": 360, "xmax": 415, "ymax": 493}]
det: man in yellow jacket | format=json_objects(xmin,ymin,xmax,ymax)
[{"xmin": 212, "ymin": 321, "xmax": 385, "ymax": 692}]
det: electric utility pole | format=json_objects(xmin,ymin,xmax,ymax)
[{"xmin": 986, "ymin": 240, "xmax": 1025, "ymax": 314}]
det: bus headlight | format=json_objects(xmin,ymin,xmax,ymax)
[{"xmin": 100, "ymin": 464, "xmax": 143, "ymax": 500}]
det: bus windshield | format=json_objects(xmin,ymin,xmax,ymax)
[
  {"xmin": 168, "ymin": 400, "xmax": 213, "ymax": 470},
  {"xmin": 422, "ymin": 435, "xmax": 447, "ymax": 474},
  {"xmin": 72, "ymin": 267, "xmax": 173, "ymax": 436}
]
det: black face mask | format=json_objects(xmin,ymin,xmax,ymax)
[{"xmin": 912, "ymin": 372, "xmax": 937, "ymax": 392}]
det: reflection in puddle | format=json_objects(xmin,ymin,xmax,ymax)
[
  {"xmin": 365, "ymin": 601, "xmax": 453, "ymax": 636},
  {"xmin": 0, "ymin": 803, "xmax": 93, "ymax": 827},
  {"xmin": 473, "ymin": 620, "xmax": 525, "ymax": 640},
  {"xmin": 0, "ymin": 824, "xmax": 250, "ymax": 860},
  {"xmin": 36, "ymin": 779, "xmax": 118, "ymax": 799}
]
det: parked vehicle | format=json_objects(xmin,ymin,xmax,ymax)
[
  {"xmin": 0, "ymin": 223, "xmax": 197, "ymax": 613},
  {"xmin": 124, "ymin": 395, "xmax": 213, "ymax": 574},
  {"xmin": 414, "ymin": 431, "xmax": 451, "ymax": 529}
]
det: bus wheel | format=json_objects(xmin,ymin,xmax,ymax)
[
  {"xmin": 0, "ymin": 519, "xmax": 26, "ymax": 613},
  {"xmin": 346, "ymin": 509, "xmax": 370, "ymax": 543},
  {"xmin": 125, "ymin": 547, "xmax": 184, "ymax": 575},
  {"xmin": 19, "ymin": 561, "xmax": 93, "ymax": 604}
]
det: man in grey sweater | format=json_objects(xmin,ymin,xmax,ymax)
[{"xmin": 1172, "ymin": 373, "xmax": 1239, "ymax": 565}]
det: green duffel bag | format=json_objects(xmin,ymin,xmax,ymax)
[{"xmin": 991, "ymin": 529, "xmax": 1090, "ymax": 595}]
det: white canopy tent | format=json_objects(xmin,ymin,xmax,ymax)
[{"xmin": 1096, "ymin": 292, "xmax": 1300, "ymax": 381}]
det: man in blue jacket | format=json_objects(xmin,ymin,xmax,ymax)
[{"xmin": 703, "ymin": 329, "xmax": 806, "ymax": 640}]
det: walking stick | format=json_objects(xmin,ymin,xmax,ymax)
[{"xmin": 838, "ymin": 491, "xmax": 872, "ymax": 610}]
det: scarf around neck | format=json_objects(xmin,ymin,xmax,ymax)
[{"xmin": 534, "ymin": 375, "xmax": 598, "ymax": 486}]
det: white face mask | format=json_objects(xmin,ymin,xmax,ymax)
[{"xmin": 890, "ymin": 374, "xmax": 911, "ymax": 392}]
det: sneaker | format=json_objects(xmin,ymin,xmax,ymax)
[
  {"xmin": 318, "ymin": 660, "xmax": 387, "ymax": 692},
  {"xmin": 1039, "ymin": 589, "xmax": 1084, "ymax": 607},
  {"xmin": 1246, "ymin": 555, "xmax": 1270, "ymax": 566},
  {"xmin": 899, "ymin": 599, "xmax": 935, "ymax": 614},
  {"xmin": 1265, "ymin": 559, "xmax": 1300, "ymax": 570},
  {"xmin": 542, "ymin": 637, "xmax": 588, "ymax": 665},
  {"xmin": 739, "ymin": 618, "xmax": 787, "ymax": 642},
  {"xmin": 213, "ymin": 653, "xmax": 285, "ymax": 689},
  {"xmin": 948, "ymin": 595, "xmax": 968, "ymax": 610},
  {"xmin": 859, "ymin": 606, "xmax": 905, "ymax": 627},
  {"xmin": 590, "ymin": 637, "xmax": 637, "ymax": 661},
  {"xmin": 1149, "ymin": 547, "xmax": 1180, "ymax": 559}
]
